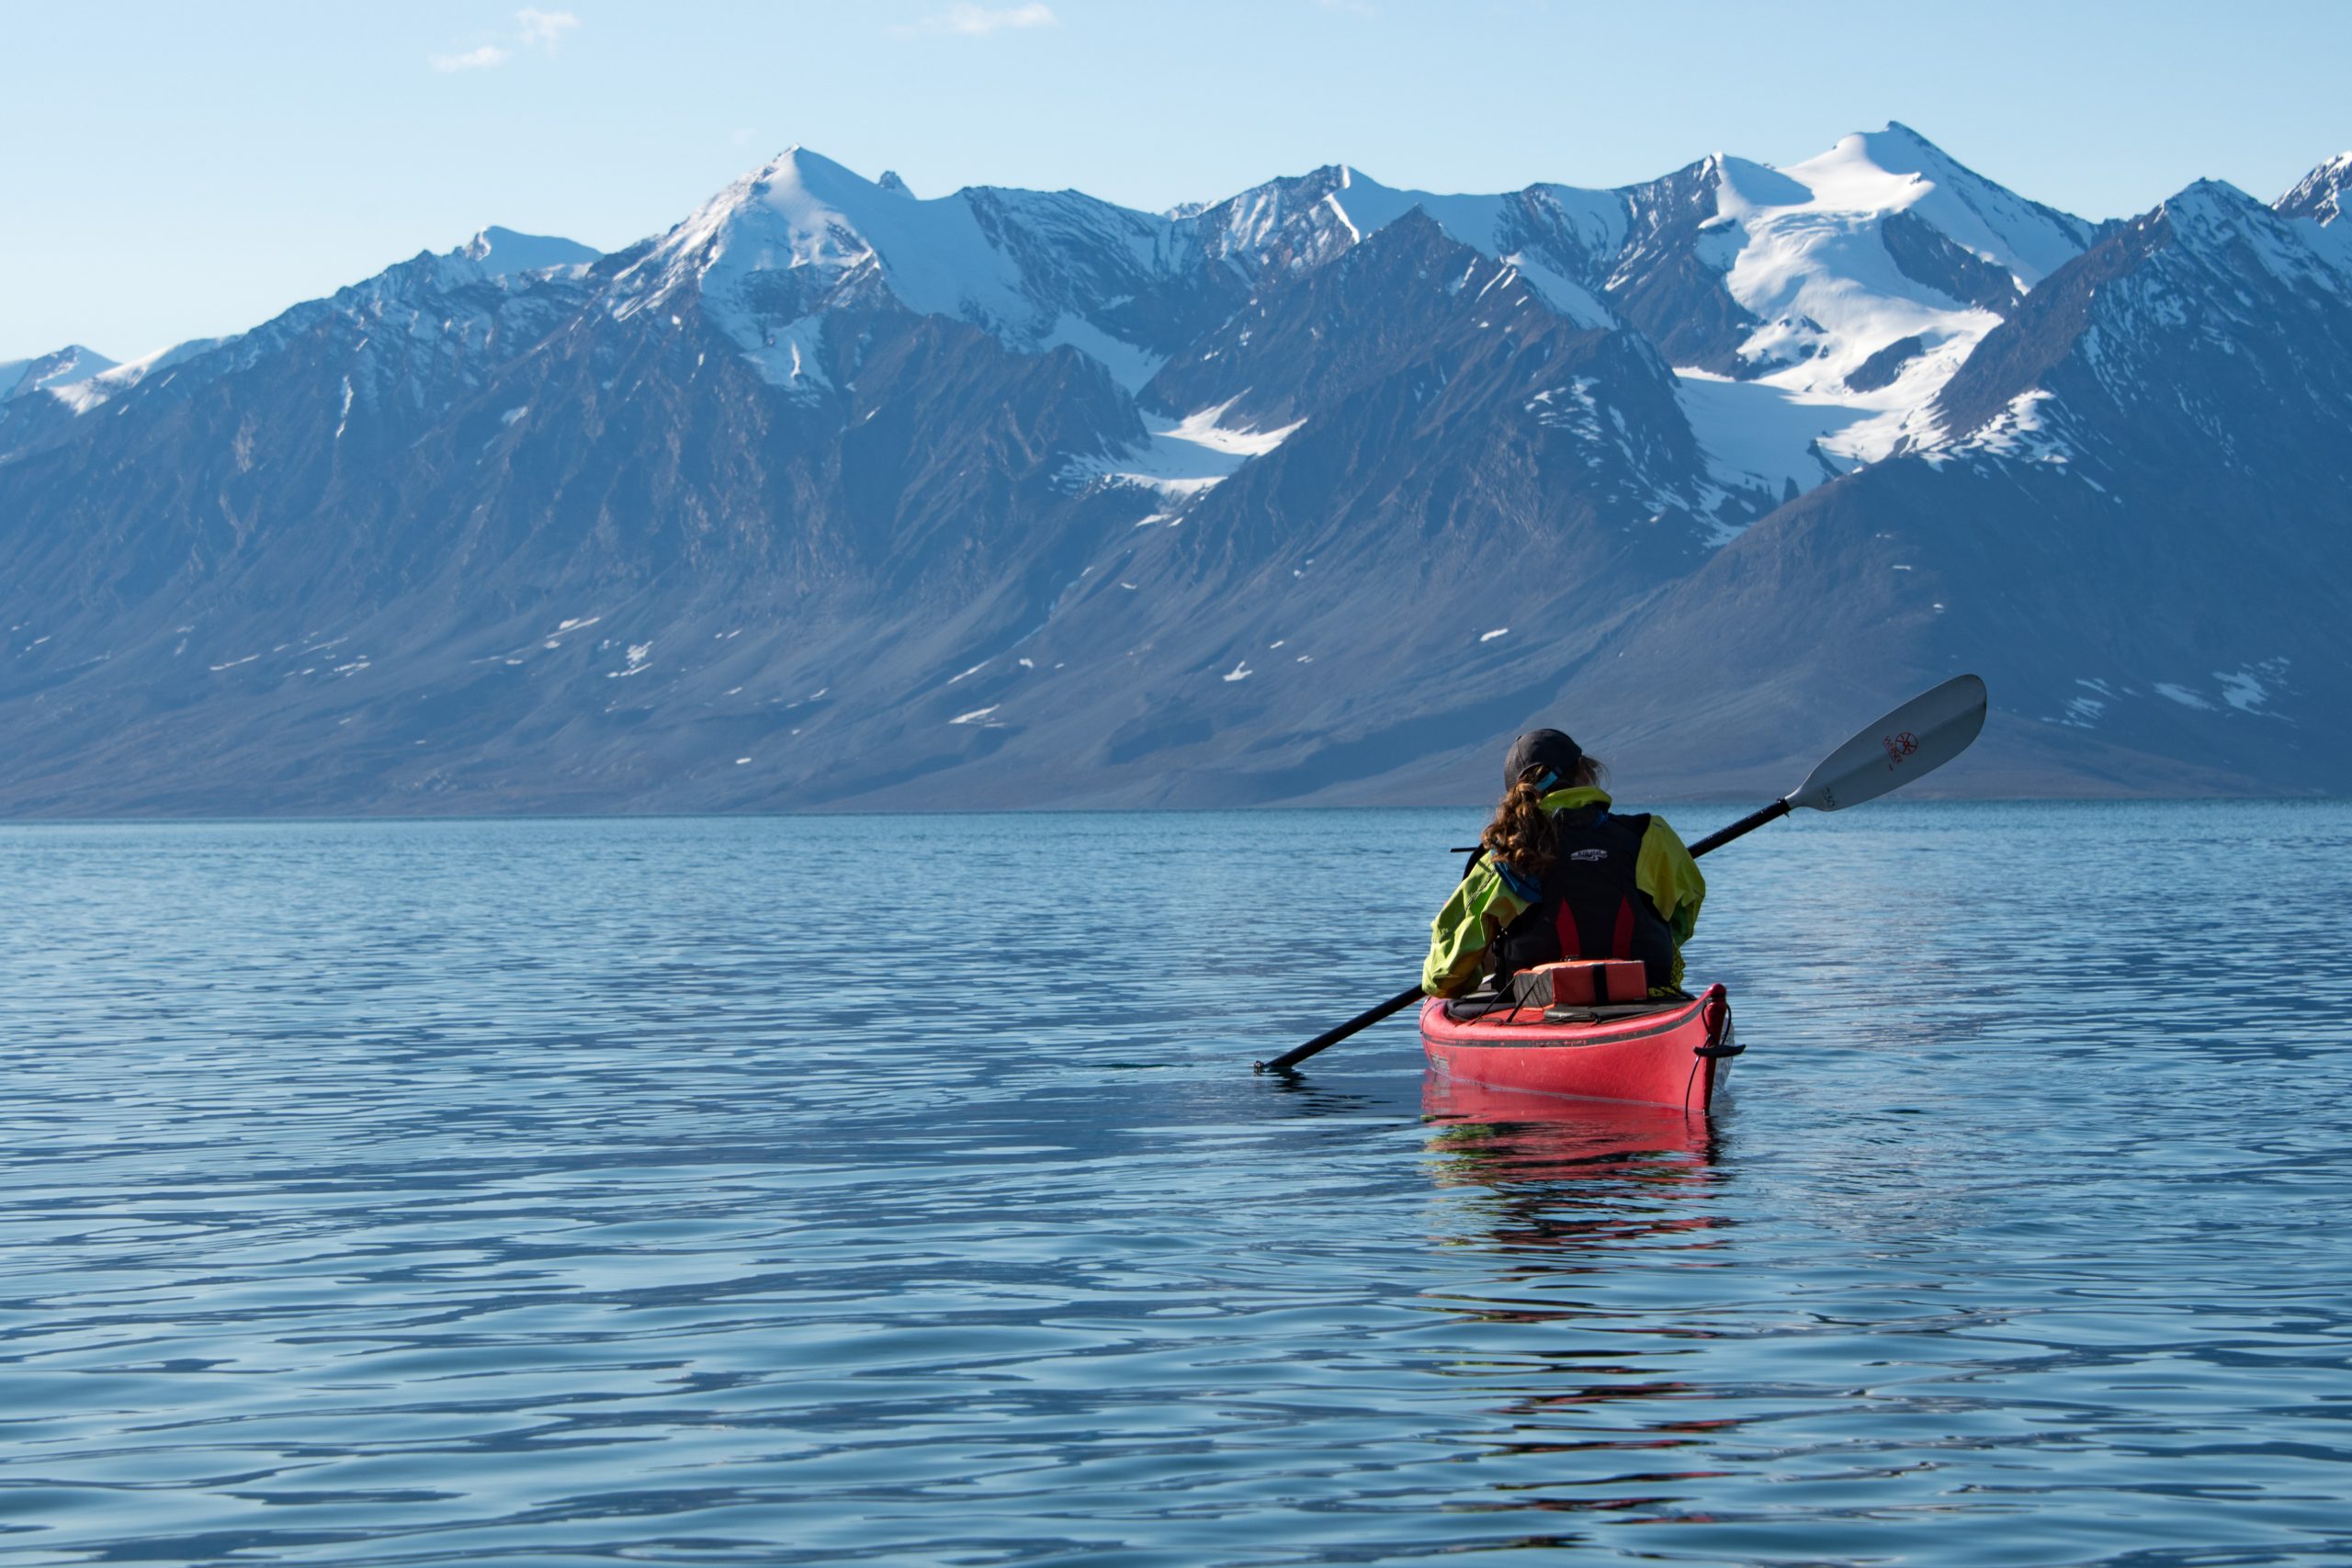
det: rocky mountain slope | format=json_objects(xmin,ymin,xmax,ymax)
[{"xmin": 2, "ymin": 128, "xmax": 2346, "ymax": 813}]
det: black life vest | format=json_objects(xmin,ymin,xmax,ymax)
[{"xmin": 1492, "ymin": 806, "xmax": 1679, "ymax": 990}]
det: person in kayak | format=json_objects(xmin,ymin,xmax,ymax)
[{"xmin": 1422, "ymin": 728, "xmax": 1705, "ymax": 998}]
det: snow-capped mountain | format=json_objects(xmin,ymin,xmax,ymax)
[
  {"xmin": 606, "ymin": 148, "xmax": 1226, "ymax": 398},
  {"xmin": 14, "ymin": 226, "xmax": 599, "ymax": 421},
  {"xmin": 1160, "ymin": 129, "xmax": 2106, "ymax": 508},
  {"xmin": 1551, "ymin": 163, "xmax": 2352, "ymax": 801},
  {"xmin": 1599, "ymin": 127, "xmax": 2102, "ymax": 503},
  {"xmin": 2276, "ymin": 151, "xmax": 2352, "ymax": 226},
  {"xmin": 1, "ymin": 128, "xmax": 2345, "ymax": 814},
  {"xmin": 0, "ymin": 344, "xmax": 116, "ymax": 402},
  {"xmin": 0, "ymin": 345, "xmax": 120, "ymax": 455},
  {"xmin": 1183, "ymin": 164, "xmax": 1623, "ymax": 329}
]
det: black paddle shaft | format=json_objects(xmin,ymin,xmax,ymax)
[
  {"xmin": 1253, "ymin": 844, "xmax": 1489, "ymax": 1075},
  {"xmin": 1253, "ymin": 986, "xmax": 1423, "ymax": 1074},
  {"xmin": 1684, "ymin": 797, "xmax": 1792, "ymax": 858},
  {"xmin": 1255, "ymin": 798, "xmax": 1774, "ymax": 1076}
]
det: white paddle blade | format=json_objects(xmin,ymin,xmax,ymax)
[{"xmin": 1786, "ymin": 673, "xmax": 1987, "ymax": 813}]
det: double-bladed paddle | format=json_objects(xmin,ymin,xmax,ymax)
[{"xmin": 1251, "ymin": 674, "xmax": 1988, "ymax": 1075}]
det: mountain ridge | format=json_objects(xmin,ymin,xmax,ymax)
[{"xmin": 3, "ymin": 127, "xmax": 2346, "ymax": 814}]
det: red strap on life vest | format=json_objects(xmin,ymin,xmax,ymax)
[
  {"xmin": 1611, "ymin": 897, "xmax": 1634, "ymax": 959},
  {"xmin": 1553, "ymin": 903, "xmax": 1579, "ymax": 959}
]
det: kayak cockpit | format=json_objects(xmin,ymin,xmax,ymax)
[{"xmin": 1442, "ymin": 992, "xmax": 1702, "ymax": 1028}]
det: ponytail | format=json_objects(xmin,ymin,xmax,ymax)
[
  {"xmin": 1480, "ymin": 773, "xmax": 1557, "ymax": 878},
  {"xmin": 1478, "ymin": 753, "xmax": 1607, "ymax": 879}
]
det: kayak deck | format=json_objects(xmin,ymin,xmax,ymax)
[{"xmin": 1419, "ymin": 982, "xmax": 1737, "ymax": 1112}]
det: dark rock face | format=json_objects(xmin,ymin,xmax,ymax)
[
  {"xmin": 1928, "ymin": 213, "xmax": 2171, "ymax": 444},
  {"xmin": 4, "ymin": 137, "xmax": 2350, "ymax": 814},
  {"xmin": 1935, "ymin": 183, "xmax": 2352, "ymax": 482},
  {"xmin": 1556, "ymin": 449, "xmax": 2350, "ymax": 802},
  {"xmin": 1846, "ymin": 334, "xmax": 1926, "ymax": 392},
  {"xmin": 1881, "ymin": 209, "xmax": 2022, "ymax": 313},
  {"xmin": 1188, "ymin": 165, "xmax": 1370, "ymax": 279},
  {"xmin": 770, "ymin": 217, "xmax": 1745, "ymax": 809},
  {"xmin": 1602, "ymin": 158, "xmax": 1764, "ymax": 375}
]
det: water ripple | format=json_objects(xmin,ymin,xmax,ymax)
[{"xmin": 2, "ymin": 804, "xmax": 2349, "ymax": 1564}]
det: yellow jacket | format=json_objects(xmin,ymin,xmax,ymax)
[{"xmin": 1421, "ymin": 787, "xmax": 1705, "ymax": 997}]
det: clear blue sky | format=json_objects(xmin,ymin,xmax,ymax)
[{"xmin": 6, "ymin": 0, "xmax": 2348, "ymax": 362}]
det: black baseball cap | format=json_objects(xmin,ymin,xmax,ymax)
[{"xmin": 1503, "ymin": 728, "xmax": 1582, "ymax": 792}]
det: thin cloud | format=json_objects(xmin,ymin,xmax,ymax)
[
  {"xmin": 516, "ymin": 8, "xmax": 581, "ymax": 49},
  {"xmin": 430, "ymin": 10, "xmax": 580, "ymax": 73},
  {"xmin": 431, "ymin": 44, "xmax": 512, "ymax": 72},
  {"xmin": 910, "ymin": 4, "xmax": 1057, "ymax": 36}
]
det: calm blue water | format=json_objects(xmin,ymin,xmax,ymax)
[{"xmin": 3, "ymin": 803, "xmax": 2349, "ymax": 1566}]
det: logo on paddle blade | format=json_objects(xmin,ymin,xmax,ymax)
[{"xmin": 1883, "ymin": 730, "xmax": 1920, "ymax": 769}]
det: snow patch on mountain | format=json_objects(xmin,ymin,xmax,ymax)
[
  {"xmin": 1063, "ymin": 397, "xmax": 1304, "ymax": 500},
  {"xmin": 741, "ymin": 317, "xmax": 832, "ymax": 397},
  {"xmin": 2154, "ymin": 682, "xmax": 2214, "ymax": 711},
  {"xmin": 458, "ymin": 226, "xmax": 600, "ymax": 277},
  {"xmin": 1494, "ymin": 250, "xmax": 1612, "ymax": 330},
  {"xmin": 2217, "ymin": 662, "xmax": 2280, "ymax": 714},
  {"xmin": 0, "ymin": 345, "xmax": 117, "ymax": 402},
  {"xmin": 1040, "ymin": 312, "xmax": 1164, "ymax": 391},
  {"xmin": 1677, "ymin": 371, "xmax": 1868, "ymax": 494},
  {"xmin": 1936, "ymin": 388, "xmax": 2076, "ymax": 466}
]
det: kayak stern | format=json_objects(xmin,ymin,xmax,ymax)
[{"xmin": 1420, "ymin": 984, "xmax": 1737, "ymax": 1112}]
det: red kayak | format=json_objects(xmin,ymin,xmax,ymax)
[{"xmin": 1419, "ymin": 983, "xmax": 1739, "ymax": 1111}]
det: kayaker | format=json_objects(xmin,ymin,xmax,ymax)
[{"xmin": 1421, "ymin": 728, "xmax": 1705, "ymax": 998}]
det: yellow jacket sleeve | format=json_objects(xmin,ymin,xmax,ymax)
[
  {"xmin": 1634, "ymin": 816, "xmax": 1706, "ymax": 949},
  {"xmin": 1421, "ymin": 860, "xmax": 1534, "ymax": 997}
]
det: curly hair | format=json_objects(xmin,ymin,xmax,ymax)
[{"xmin": 1479, "ymin": 754, "xmax": 1608, "ymax": 877}]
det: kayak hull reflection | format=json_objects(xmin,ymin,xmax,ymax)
[
  {"xmin": 1421, "ymin": 1074, "xmax": 1716, "ymax": 1183},
  {"xmin": 1419, "ymin": 983, "xmax": 1736, "ymax": 1111}
]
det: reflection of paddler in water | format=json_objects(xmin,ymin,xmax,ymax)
[
  {"xmin": 1419, "ymin": 1077, "xmax": 1738, "ymax": 1516},
  {"xmin": 1422, "ymin": 1075, "xmax": 1728, "ymax": 1263},
  {"xmin": 1285, "ymin": 1085, "xmax": 1726, "ymax": 1481}
]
